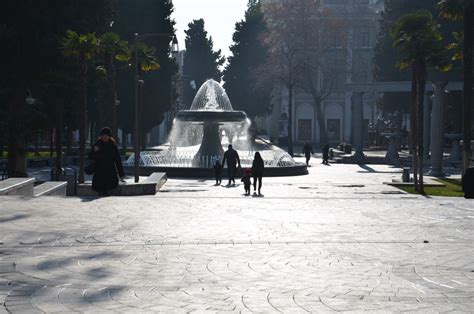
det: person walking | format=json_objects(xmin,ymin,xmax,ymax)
[
  {"xmin": 303, "ymin": 141, "xmax": 314, "ymax": 165},
  {"xmin": 322, "ymin": 143, "xmax": 330, "ymax": 165},
  {"xmin": 251, "ymin": 151, "xmax": 264, "ymax": 195},
  {"xmin": 88, "ymin": 127, "xmax": 125, "ymax": 196},
  {"xmin": 214, "ymin": 160, "xmax": 222, "ymax": 185},
  {"xmin": 241, "ymin": 168, "xmax": 252, "ymax": 195},
  {"xmin": 222, "ymin": 144, "xmax": 241, "ymax": 185},
  {"xmin": 462, "ymin": 167, "xmax": 474, "ymax": 199}
]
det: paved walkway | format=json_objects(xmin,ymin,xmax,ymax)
[{"xmin": 1, "ymin": 159, "xmax": 473, "ymax": 312}]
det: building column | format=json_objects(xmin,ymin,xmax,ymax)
[
  {"xmin": 423, "ymin": 91, "xmax": 432, "ymax": 159},
  {"xmin": 352, "ymin": 91, "xmax": 365, "ymax": 160},
  {"xmin": 428, "ymin": 81, "xmax": 448, "ymax": 177}
]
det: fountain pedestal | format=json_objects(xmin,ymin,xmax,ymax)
[{"xmin": 192, "ymin": 123, "xmax": 224, "ymax": 167}]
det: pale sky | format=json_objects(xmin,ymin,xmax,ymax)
[{"xmin": 172, "ymin": 0, "xmax": 249, "ymax": 60}]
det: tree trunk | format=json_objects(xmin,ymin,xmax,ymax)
[
  {"xmin": 65, "ymin": 126, "xmax": 72, "ymax": 156},
  {"xmin": 287, "ymin": 84, "xmax": 294, "ymax": 156},
  {"xmin": 462, "ymin": 3, "xmax": 473, "ymax": 174},
  {"xmin": 78, "ymin": 60, "xmax": 88, "ymax": 184},
  {"xmin": 411, "ymin": 64, "xmax": 419, "ymax": 190},
  {"xmin": 416, "ymin": 61, "xmax": 427, "ymax": 194},
  {"xmin": 122, "ymin": 131, "xmax": 127, "ymax": 156},
  {"xmin": 110, "ymin": 59, "xmax": 118, "ymax": 137},
  {"xmin": 311, "ymin": 92, "xmax": 328, "ymax": 147},
  {"xmin": 7, "ymin": 90, "xmax": 27, "ymax": 178},
  {"xmin": 50, "ymin": 128, "xmax": 54, "ymax": 158}
]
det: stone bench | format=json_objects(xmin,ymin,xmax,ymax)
[
  {"xmin": 33, "ymin": 181, "xmax": 68, "ymax": 197},
  {"xmin": 77, "ymin": 172, "xmax": 167, "ymax": 197},
  {"xmin": 0, "ymin": 178, "xmax": 35, "ymax": 196}
]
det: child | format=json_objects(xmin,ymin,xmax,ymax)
[
  {"xmin": 241, "ymin": 168, "xmax": 252, "ymax": 195},
  {"xmin": 214, "ymin": 160, "xmax": 222, "ymax": 185}
]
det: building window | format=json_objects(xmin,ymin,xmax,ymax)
[
  {"xmin": 298, "ymin": 119, "xmax": 312, "ymax": 141},
  {"xmin": 360, "ymin": 29, "xmax": 370, "ymax": 47},
  {"xmin": 327, "ymin": 119, "xmax": 341, "ymax": 141}
]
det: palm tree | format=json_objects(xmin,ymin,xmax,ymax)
[
  {"xmin": 438, "ymin": 0, "xmax": 474, "ymax": 174},
  {"xmin": 390, "ymin": 10, "xmax": 451, "ymax": 194},
  {"xmin": 62, "ymin": 30, "xmax": 100, "ymax": 183},
  {"xmin": 98, "ymin": 32, "xmax": 130, "ymax": 137},
  {"xmin": 133, "ymin": 42, "xmax": 161, "ymax": 72}
]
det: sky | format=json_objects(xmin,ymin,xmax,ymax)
[{"xmin": 172, "ymin": 0, "xmax": 249, "ymax": 60}]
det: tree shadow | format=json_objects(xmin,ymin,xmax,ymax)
[{"xmin": 0, "ymin": 214, "xmax": 29, "ymax": 224}]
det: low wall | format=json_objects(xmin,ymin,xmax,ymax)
[{"xmin": 123, "ymin": 164, "xmax": 308, "ymax": 178}]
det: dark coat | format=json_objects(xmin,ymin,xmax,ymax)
[
  {"xmin": 222, "ymin": 148, "xmax": 241, "ymax": 167},
  {"xmin": 462, "ymin": 167, "xmax": 474, "ymax": 199},
  {"xmin": 241, "ymin": 174, "xmax": 251, "ymax": 187},
  {"xmin": 252, "ymin": 158, "xmax": 265, "ymax": 177},
  {"xmin": 303, "ymin": 143, "xmax": 313, "ymax": 156},
  {"xmin": 88, "ymin": 140, "xmax": 124, "ymax": 193},
  {"xmin": 322, "ymin": 144, "xmax": 330, "ymax": 159}
]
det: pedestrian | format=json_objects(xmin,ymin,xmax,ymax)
[
  {"xmin": 251, "ymin": 151, "xmax": 264, "ymax": 195},
  {"xmin": 303, "ymin": 141, "xmax": 314, "ymax": 165},
  {"xmin": 322, "ymin": 143, "xmax": 330, "ymax": 165},
  {"xmin": 241, "ymin": 168, "xmax": 252, "ymax": 195},
  {"xmin": 88, "ymin": 127, "xmax": 125, "ymax": 196},
  {"xmin": 214, "ymin": 160, "xmax": 222, "ymax": 185},
  {"xmin": 222, "ymin": 144, "xmax": 241, "ymax": 185},
  {"xmin": 462, "ymin": 167, "xmax": 474, "ymax": 199}
]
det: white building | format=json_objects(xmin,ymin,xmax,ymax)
[{"xmin": 261, "ymin": 0, "xmax": 383, "ymax": 146}]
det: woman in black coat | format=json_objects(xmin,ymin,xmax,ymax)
[
  {"xmin": 88, "ymin": 127, "xmax": 125, "ymax": 196},
  {"xmin": 251, "ymin": 151, "xmax": 264, "ymax": 195}
]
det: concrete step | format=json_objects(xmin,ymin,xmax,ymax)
[
  {"xmin": 33, "ymin": 181, "xmax": 68, "ymax": 197},
  {"xmin": 77, "ymin": 172, "xmax": 167, "ymax": 197},
  {"xmin": 0, "ymin": 178, "xmax": 35, "ymax": 196}
]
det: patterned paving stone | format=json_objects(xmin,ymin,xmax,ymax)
[{"xmin": 0, "ymin": 161, "xmax": 473, "ymax": 312}]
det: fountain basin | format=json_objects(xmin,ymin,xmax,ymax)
[
  {"xmin": 176, "ymin": 110, "xmax": 247, "ymax": 123},
  {"xmin": 124, "ymin": 164, "xmax": 308, "ymax": 178}
]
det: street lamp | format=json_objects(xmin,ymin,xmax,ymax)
[
  {"xmin": 26, "ymin": 89, "xmax": 36, "ymax": 105},
  {"xmin": 133, "ymin": 33, "xmax": 178, "ymax": 182}
]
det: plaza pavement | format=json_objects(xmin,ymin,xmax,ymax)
[{"xmin": 0, "ymin": 158, "xmax": 473, "ymax": 312}]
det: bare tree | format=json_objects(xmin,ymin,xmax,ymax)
[
  {"xmin": 295, "ymin": 0, "xmax": 347, "ymax": 147},
  {"xmin": 259, "ymin": 0, "xmax": 346, "ymax": 153},
  {"xmin": 258, "ymin": 0, "xmax": 306, "ymax": 156}
]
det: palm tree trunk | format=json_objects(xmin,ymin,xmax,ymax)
[
  {"xmin": 7, "ymin": 90, "xmax": 27, "ymax": 178},
  {"xmin": 311, "ymin": 91, "xmax": 328, "ymax": 147},
  {"xmin": 462, "ymin": 3, "xmax": 473, "ymax": 174},
  {"xmin": 288, "ymin": 83, "xmax": 294, "ymax": 156},
  {"xmin": 411, "ymin": 64, "xmax": 419, "ymax": 190},
  {"xmin": 110, "ymin": 59, "xmax": 118, "ymax": 137},
  {"xmin": 122, "ymin": 131, "xmax": 127, "ymax": 155},
  {"xmin": 78, "ymin": 60, "xmax": 88, "ymax": 184},
  {"xmin": 416, "ymin": 61, "xmax": 427, "ymax": 194}
]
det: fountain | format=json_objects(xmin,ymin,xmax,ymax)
[{"xmin": 124, "ymin": 79, "xmax": 307, "ymax": 177}]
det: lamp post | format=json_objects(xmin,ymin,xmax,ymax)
[{"xmin": 133, "ymin": 33, "xmax": 178, "ymax": 182}]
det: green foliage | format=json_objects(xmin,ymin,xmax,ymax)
[
  {"xmin": 437, "ymin": 0, "xmax": 470, "ymax": 20},
  {"xmin": 99, "ymin": 32, "xmax": 130, "ymax": 63},
  {"xmin": 183, "ymin": 19, "xmax": 225, "ymax": 89},
  {"xmin": 133, "ymin": 42, "xmax": 161, "ymax": 72},
  {"xmin": 113, "ymin": 0, "xmax": 177, "ymax": 135},
  {"xmin": 223, "ymin": 1, "xmax": 271, "ymax": 117},
  {"xmin": 62, "ymin": 30, "xmax": 100, "ymax": 61},
  {"xmin": 390, "ymin": 10, "xmax": 451, "ymax": 71}
]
